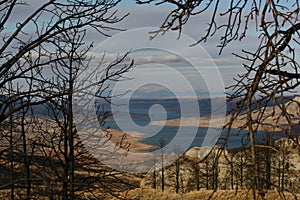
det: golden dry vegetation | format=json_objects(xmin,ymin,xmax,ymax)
[{"xmin": 113, "ymin": 188, "xmax": 300, "ymax": 200}]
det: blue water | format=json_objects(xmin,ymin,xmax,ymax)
[
  {"xmin": 107, "ymin": 118, "xmax": 251, "ymax": 151},
  {"xmin": 100, "ymin": 98, "xmax": 281, "ymax": 152}
]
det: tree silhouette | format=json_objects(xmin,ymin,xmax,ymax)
[
  {"xmin": 0, "ymin": 0, "xmax": 128, "ymax": 123},
  {"xmin": 137, "ymin": 0, "xmax": 300, "ymax": 198},
  {"xmin": 0, "ymin": 1, "xmax": 135, "ymax": 199}
]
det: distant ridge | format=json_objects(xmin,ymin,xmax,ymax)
[{"xmin": 151, "ymin": 95, "xmax": 300, "ymax": 133}]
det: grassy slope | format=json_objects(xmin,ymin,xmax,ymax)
[{"xmin": 113, "ymin": 188, "xmax": 300, "ymax": 200}]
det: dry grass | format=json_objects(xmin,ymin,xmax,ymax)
[
  {"xmin": 106, "ymin": 129, "xmax": 157, "ymax": 152},
  {"xmin": 113, "ymin": 188, "xmax": 300, "ymax": 200}
]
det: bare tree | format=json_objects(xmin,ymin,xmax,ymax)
[
  {"xmin": 0, "ymin": 80, "xmax": 40, "ymax": 199},
  {"xmin": 8, "ymin": 83, "xmax": 15, "ymax": 200},
  {"xmin": 158, "ymin": 138, "xmax": 166, "ymax": 192},
  {"xmin": 0, "ymin": 0, "xmax": 127, "ymax": 123},
  {"xmin": 151, "ymin": 156, "xmax": 157, "ymax": 189},
  {"xmin": 0, "ymin": 0, "xmax": 136, "ymax": 199},
  {"xmin": 172, "ymin": 144, "xmax": 182, "ymax": 193},
  {"xmin": 137, "ymin": 0, "xmax": 300, "ymax": 198},
  {"xmin": 188, "ymin": 155, "xmax": 202, "ymax": 191},
  {"xmin": 37, "ymin": 26, "xmax": 132, "ymax": 198},
  {"xmin": 16, "ymin": 96, "xmax": 36, "ymax": 200},
  {"xmin": 236, "ymin": 150, "xmax": 247, "ymax": 189}
]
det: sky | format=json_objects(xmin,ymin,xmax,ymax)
[
  {"xmin": 2, "ymin": 0, "xmax": 256, "ymax": 99},
  {"xmin": 107, "ymin": 1, "xmax": 300, "ymax": 98},
  {"xmin": 84, "ymin": 1, "xmax": 257, "ymax": 98},
  {"xmin": 5, "ymin": 0, "xmax": 299, "ymax": 98}
]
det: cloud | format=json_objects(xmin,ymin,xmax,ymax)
[{"xmin": 85, "ymin": 6, "xmax": 261, "ymax": 68}]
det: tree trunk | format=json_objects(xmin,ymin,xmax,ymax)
[
  {"xmin": 21, "ymin": 110, "xmax": 31, "ymax": 200},
  {"xmin": 205, "ymin": 159, "xmax": 209, "ymax": 190},
  {"xmin": 161, "ymin": 153, "xmax": 164, "ymax": 192},
  {"xmin": 9, "ymin": 111, "xmax": 14, "ymax": 200},
  {"xmin": 266, "ymin": 137, "xmax": 271, "ymax": 190},
  {"xmin": 152, "ymin": 169, "xmax": 156, "ymax": 189},
  {"xmin": 240, "ymin": 155, "xmax": 243, "ymax": 188},
  {"xmin": 281, "ymin": 157, "xmax": 285, "ymax": 191},
  {"xmin": 175, "ymin": 158, "xmax": 180, "ymax": 193},
  {"xmin": 230, "ymin": 156, "xmax": 234, "ymax": 190},
  {"xmin": 68, "ymin": 62, "xmax": 75, "ymax": 200},
  {"xmin": 195, "ymin": 163, "xmax": 200, "ymax": 191},
  {"xmin": 63, "ymin": 128, "xmax": 69, "ymax": 200}
]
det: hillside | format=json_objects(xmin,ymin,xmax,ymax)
[{"xmin": 112, "ymin": 188, "xmax": 300, "ymax": 200}]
